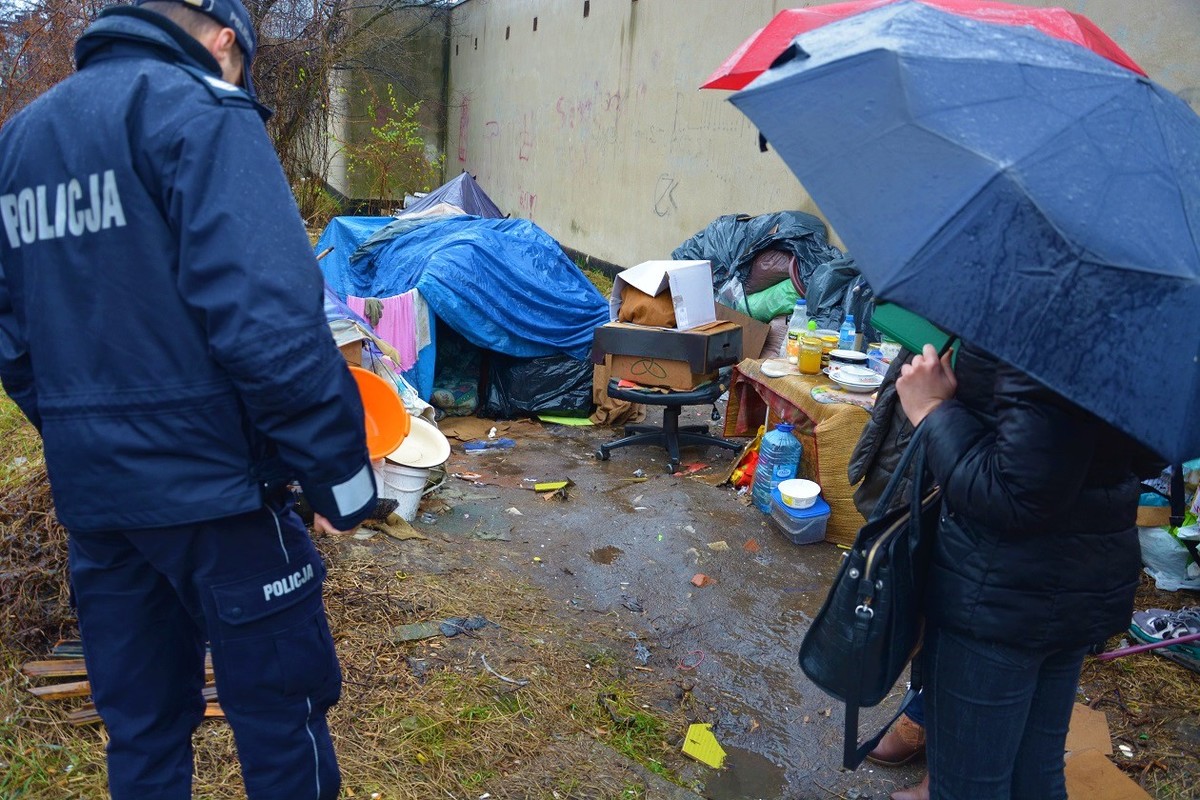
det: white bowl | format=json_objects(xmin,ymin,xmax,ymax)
[
  {"xmin": 838, "ymin": 365, "xmax": 879, "ymax": 382},
  {"xmin": 778, "ymin": 478, "xmax": 821, "ymax": 509}
]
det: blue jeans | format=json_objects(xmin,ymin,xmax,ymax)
[{"xmin": 924, "ymin": 624, "xmax": 1087, "ymax": 800}]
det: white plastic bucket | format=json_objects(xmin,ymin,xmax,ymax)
[{"xmin": 373, "ymin": 459, "xmax": 429, "ymax": 522}]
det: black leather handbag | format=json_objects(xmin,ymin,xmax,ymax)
[{"xmin": 798, "ymin": 424, "xmax": 942, "ymax": 769}]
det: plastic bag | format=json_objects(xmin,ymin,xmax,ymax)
[
  {"xmin": 746, "ymin": 279, "xmax": 801, "ymax": 323},
  {"xmin": 1139, "ymin": 526, "xmax": 1200, "ymax": 591},
  {"xmin": 480, "ymin": 353, "xmax": 594, "ymax": 419}
]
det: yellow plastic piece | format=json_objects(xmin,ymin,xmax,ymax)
[
  {"xmin": 535, "ymin": 481, "xmax": 570, "ymax": 492},
  {"xmin": 682, "ymin": 723, "xmax": 727, "ymax": 768}
]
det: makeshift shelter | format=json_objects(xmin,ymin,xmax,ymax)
[
  {"xmin": 403, "ymin": 171, "xmax": 505, "ymax": 219},
  {"xmin": 316, "ymin": 214, "xmax": 609, "ymax": 419}
]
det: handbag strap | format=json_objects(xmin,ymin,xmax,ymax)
[
  {"xmin": 868, "ymin": 423, "xmax": 929, "ymax": 523},
  {"xmin": 842, "ymin": 658, "xmax": 924, "ymax": 770}
]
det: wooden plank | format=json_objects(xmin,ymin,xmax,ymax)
[
  {"xmin": 22, "ymin": 659, "xmax": 87, "ymax": 678},
  {"xmin": 29, "ymin": 680, "xmax": 218, "ymax": 703},
  {"xmin": 28, "ymin": 680, "xmax": 90, "ymax": 700},
  {"xmin": 67, "ymin": 699, "xmax": 222, "ymax": 727}
]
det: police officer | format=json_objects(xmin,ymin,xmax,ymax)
[{"xmin": 0, "ymin": 1, "xmax": 375, "ymax": 797}]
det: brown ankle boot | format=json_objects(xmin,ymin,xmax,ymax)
[
  {"xmin": 865, "ymin": 714, "xmax": 926, "ymax": 766},
  {"xmin": 889, "ymin": 772, "xmax": 929, "ymax": 800}
]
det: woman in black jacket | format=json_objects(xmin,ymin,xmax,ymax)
[{"xmin": 895, "ymin": 342, "xmax": 1157, "ymax": 800}]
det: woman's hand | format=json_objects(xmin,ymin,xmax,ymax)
[{"xmin": 896, "ymin": 343, "xmax": 957, "ymax": 427}]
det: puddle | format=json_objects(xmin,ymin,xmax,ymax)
[
  {"xmin": 702, "ymin": 746, "xmax": 787, "ymax": 799},
  {"xmin": 588, "ymin": 545, "xmax": 624, "ymax": 564}
]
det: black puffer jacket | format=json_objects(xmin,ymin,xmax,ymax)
[{"xmin": 921, "ymin": 343, "xmax": 1157, "ymax": 649}]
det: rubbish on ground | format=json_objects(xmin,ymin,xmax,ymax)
[
  {"xmin": 390, "ymin": 622, "xmax": 442, "ymax": 643},
  {"xmin": 365, "ymin": 512, "xmax": 427, "ymax": 542},
  {"xmin": 505, "ymin": 507, "xmax": 523, "ymax": 516},
  {"xmin": 691, "ymin": 573, "xmax": 715, "ymax": 588},
  {"xmin": 677, "ymin": 651, "xmax": 706, "ymax": 671},
  {"xmin": 480, "ymin": 654, "xmax": 529, "ymax": 687},
  {"xmin": 633, "ymin": 469, "xmax": 646, "ymax": 478},
  {"xmin": 743, "ymin": 539, "xmax": 761, "ymax": 553},
  {"xmin": 682, "ymin": 722, "xmax": 727, "ymax": 769},
  {"xmin": 537, "ymin": 414, "xmax": 594, "ymax": 426},
  {"xmin": 464, "ymin": 437, "xmax": 516, "ymax": 454},
  {"xmin": 451, "ymin": 471, "xmax": 483, "ymax": 482},
  {"xmin": 621, "ymin": 596, "xmax": 644, "ymax": 613},
  {"xmin": 678, "ymin": 463, "xmax": 709, "ymax": 475},
  {"xmin": 439, "ymin": 615, "xmax": 497, "ymax": 637},
  {"xmin": 536, "ymin": 479, "xmax": 574, "ymax": 501},
  {"xmin": 634, "ymin": 643, "xmax": 652, "ymax": 665},
  {"xmin": 418, "ymin": 512, "xmax": 439, "ymax": 525},
  {"xmin": 684, "ymin": 525, "xmax": 696, "ymax": 534},
  {"xmin": 707, "ymin": 541, "xmax": 730, "ymax": 552},
  {"xmin": 533, "ymin": 556, "xmax": 543, "ymax": 563}
]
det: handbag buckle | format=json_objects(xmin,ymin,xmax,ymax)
[{"xmin": 855, "ymin": 603, "xmax": 874, "ymax": 619}]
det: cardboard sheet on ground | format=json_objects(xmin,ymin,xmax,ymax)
[
  {"xmin": 1065, "ymin": 749, "xmax": 1152, "ymax": 800},
  {"xmin": 437, "ymin": 417, "xmax": 512, "ymax": 442},
  {"xmin": 1065, "ymin": 703, "xmax": 1113, "ymax": 756},
  {"xmin": 1061, "ymin": 703, "xmax": 1149, "ymax": 800}
]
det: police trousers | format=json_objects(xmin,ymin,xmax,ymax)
[{"xmin": 67, "ymin": 496, "xmax": 342, "ymax": 800}]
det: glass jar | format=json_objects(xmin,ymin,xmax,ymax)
[{"xmin": 799, "ymin": 336, "xmax": 823, "ymax": 374}]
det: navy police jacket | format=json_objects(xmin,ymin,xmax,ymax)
[{"xmin": 0, "ymin": 8, "xmax": 376, "ymax": 532}]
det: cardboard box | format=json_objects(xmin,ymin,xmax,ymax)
[
  {"xmin": 610, "ymin": 260, "xmax": 716, "ymax": 330},
  {"xmin": 715, "ymin": 303, "xmax": 770, "ymax": 360},
  {"xmin": 338, "ymin": 341, "xmax": 363, "ymax": 367},
  {"xmin": 592, "ymin": 320, "xmax": 742, "ymax": 391}
]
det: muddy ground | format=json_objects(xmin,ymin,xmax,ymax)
[{"xmin": 388, "ymin": 406, "xmax": 918, "ymax": 799}]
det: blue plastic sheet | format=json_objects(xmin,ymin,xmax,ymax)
[{"xmin": 316, "ymin": 215, "xmax": 608, "ymax": 362}]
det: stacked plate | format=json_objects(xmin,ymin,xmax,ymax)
[{"xmin": 827, "ymin": 365, "xmax": 883, "ymax": 393}]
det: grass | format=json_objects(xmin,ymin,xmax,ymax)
[{"xmin": 578, "ymin": 259, "xmax": 614, "ymax": 299}]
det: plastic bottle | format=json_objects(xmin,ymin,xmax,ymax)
[
  {"xmin": 750, "ymin": 422, "xmax": 802, "ymax": 513},
  {"xmin": 838, "ymin": 313, "xmax": 857, "ymax": 352},
  {"xmin": 783, "ymin": 299, "xmax": 809, "ymax": 363}
]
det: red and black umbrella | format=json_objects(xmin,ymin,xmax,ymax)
[{"xmin": 702, "ymin": 0, "xmax": 1145, "ymax": 91}]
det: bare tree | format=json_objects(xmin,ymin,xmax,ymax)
[{"xmin": 0, "ymin": 0, "xmax": 452, "ymax": 211}]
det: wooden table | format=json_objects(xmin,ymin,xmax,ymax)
[{"xmin": 724, "ymin": 359, "xmax": 871, "ymax": 545}]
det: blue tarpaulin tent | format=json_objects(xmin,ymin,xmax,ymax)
[{"xmin": 316, "ymin": 214, "xmax": 608, "ymax": 406}]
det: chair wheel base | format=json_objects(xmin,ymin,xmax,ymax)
[{"xmin": 596, "ymin": 448, "xmax": 610, "ymax": 461}]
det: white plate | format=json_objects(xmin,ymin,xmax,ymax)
[{"xmin": 830, "ymin": 373, "xmax": 882, "ymax": 393}]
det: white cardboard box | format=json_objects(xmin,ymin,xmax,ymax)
[{"xmin": 609, "ymin": 260, "xmax": 716, "ymax": 330}]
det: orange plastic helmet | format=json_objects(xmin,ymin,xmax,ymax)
[{"xmin": 347, "ymin": 366, "xmax": 410, "ymax": 460}]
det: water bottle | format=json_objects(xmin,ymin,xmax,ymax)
[
  {"xmin": 784, "ymin": 299, "xmax": 809, "ymax": 363},
  {"xmin": 751, "ymin": 422, "xmax": 802, "ymax": 513},
  {"xmin": 838, "ymin": 313, "xmax": 857, "ymax": 352}
]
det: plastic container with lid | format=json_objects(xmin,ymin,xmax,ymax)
[{"xmin": 770, "ymin": 488, "xmax": 831, "ymax": 544}]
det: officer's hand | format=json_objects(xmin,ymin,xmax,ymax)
[{"xmin": 312, "ymin": 513, "xmax": 358, "ymax": 536}]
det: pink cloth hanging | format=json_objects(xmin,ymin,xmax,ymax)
[{"xmin": 347, "ymin": 293, "xmax": 419, "ymax": 371}]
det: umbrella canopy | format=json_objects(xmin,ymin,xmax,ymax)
[
  {"xmin": 702, "ymin": 0, "xmax": 1145, "ymax": 90},
  {"xmin": 729, "ymin": 1, "xmax": 1200, "ymax": 462}
]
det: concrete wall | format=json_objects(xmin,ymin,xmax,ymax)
[{"xmin": 446, "ymin": 0, "xmax": 1200, "ymax": 268}]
